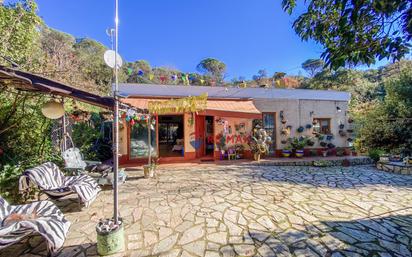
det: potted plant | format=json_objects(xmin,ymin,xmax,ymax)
[
  {"xmin": 297, "ymin": 126, "xmax": 305, "ymax": 133},
  {"xmin": 339, "ymin": 124, "xmax": 345, "ymax": 129},
  {"xmin": 289, "ymin": 136, "xmax": 308, "ymax": 158},
  {"xmin": 96, "ymin": 218, "xmax": 125, "ymax": 255},
  {"xmin": 143, "ymin": 157, "xmax": 159, "ymax": 178},
  {"xmin": 282, "ymin": 145, "xmax": 292, "ymax": 157},
  {"xmin": 305, "ymin": 124, "xmax": 313, "ymax": 129},
  {"xmin": 249, "ymin": 128, "xmax": 271, "ymax": 161},
  {"xmin": 321, "ymin": 148, "xmax": 328, "ymax": 157}
]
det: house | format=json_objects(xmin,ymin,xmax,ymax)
[{"xmin": 118, "ymin": 84, "xmax": 351, "ymax": 164}]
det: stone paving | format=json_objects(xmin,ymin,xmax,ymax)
[{"xmin": 2, "ymin": 164, "xmax": 412, "ymax": 257}]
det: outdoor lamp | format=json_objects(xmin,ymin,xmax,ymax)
[
  {"xmin": 336, "ymin": 106, "xmax": 342, "ymax": 113},
  {"xmin": 41, "ymin": 100, "xmax": 65, "ymax": 119}
]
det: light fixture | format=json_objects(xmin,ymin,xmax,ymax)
[
  {"xmin": 41, "ymin": 100, "xmax": 65, "ymax": 119},
  {"xmin": 336, "ymin": 106, "xmax": 342, "ymax": 113},
  {"xmin": 310, "ymin": 111, "xmax": 314, "ymax": 117}
]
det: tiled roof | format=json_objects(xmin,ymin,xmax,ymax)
[{"xmin": 119, "ymin": 83, "xmax": 351, "ymax": 101}]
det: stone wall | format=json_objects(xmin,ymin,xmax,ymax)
[{"xmin": 376, "ymin": 162, "xmax": 412, "ymax": 175}]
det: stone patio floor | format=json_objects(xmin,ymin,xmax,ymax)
[{"xmin": 3, "ymin": 164, "xmax": 412, "ymax": 257}]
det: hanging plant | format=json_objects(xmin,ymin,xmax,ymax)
[
  {"xmin": 339, "ymin": 130, "xmax": 347, "ymax": 137},
  {"xmin": 347, "ymin": 129, "xmax": 354, "ymax": 133},
  {"xmin": 281, "ymin": 139, "xmax": 288, "ymax": 144},
  {"xmin": 297, "ymin": 126, "xmax": 305, "ymax": 133},
  {"xmin": 286, "ymin": 125, "xmax": 292, "ymax": 130},
  {"xmin": 320, "ymin": 141, "xmax": 327, "ymax": 147},
  {"xmin": 327, "ymin": 143, "xmax": 336, "ymax": 149},
  {"xmin": 339, "ymin": 124, "xmax": 345, "ymax": 129},
  {"xmin": 307, "ymin": 139, "xmax": 315, "ymax": 146},
  {"xmin": 318, "ymin": 135, "xmax": 325, "ymax": 141},
  {"xmin": 305, "ymin": 124, "xmax": 312, "ymax": 129},
  {"xmin": 347, "ymin": 138, "xmax": 353, "ymax": 142},
  {"xmin": 281, "ymin": 129, "xmax": 289, "ymax": 136},
  {"xmin": 281, "ymin": 119, "xmax": 287, "ymax": 124}
]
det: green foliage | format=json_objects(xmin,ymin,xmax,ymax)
[
  {"xmin": 301, "ymin": 59, "xmax": 325, "ymax": 77},
  {"xmin": 355, "ymin": 68, "xmax": 412, "ymax": 154},
  {"xmin": 282, "ymin": 0, "xmax": 412, "ymax": 69},
  {"xmin": 197, "ymin": 58, "xmax": 227, "ymax": 82},
  {"xmin": 288, "ymin": 136, "xmax": 308, "ymax": 150},
  {"xmin": 0, "ymin": 0, "xmax": 42, "ymax": 69},
  {"xmin": 71, "ymin": 115, "xmax": 112, "ymax": 161},
  {"xmin": 368, "ymin": 148, "xmax": 385, "ymax": 162}
]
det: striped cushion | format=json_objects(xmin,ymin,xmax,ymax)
[
  {"xmin": 0, "ymin": 196, "xmax": 70, "ymax": 253},
  {"xmin": 22, "ymin": 162, "xmax": 101, "ymax": 207}
]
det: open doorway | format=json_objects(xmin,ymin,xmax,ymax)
[
  {"xmin": 195, "ymin": 115, "xmax": 214, "ymax": 158},
  {"xmin": 158, "ymin": 115, "xmax": 184, "ymax": 157}
]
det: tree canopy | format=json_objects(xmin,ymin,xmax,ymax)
[
  {"xmin": 301, "ymin": 59, "xmax": 325, "ymax": 77},
  {"xmin": 196, "ymin": 58, "xmax": 226, "ymax": 83},
  {"xmin": 282, "ymin": 0, "xmax": 412, "ymax": 69}
]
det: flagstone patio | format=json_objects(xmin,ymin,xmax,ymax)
[{"xmin": 3, "ymin": 164, "xmax": 412, "ymax": 257}]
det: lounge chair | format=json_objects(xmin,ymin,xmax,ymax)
[
  {"xmin": 0, "ymin": 196, "xmax": 70, "ymax": 254},
  {"xmin": 19, "ymin": 162, "xmax": 101, "ymax": 207}
]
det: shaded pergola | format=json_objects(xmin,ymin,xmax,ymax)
[{"xmin": 0, "ymin": 65, "xmax": 116, "ymax": 109}]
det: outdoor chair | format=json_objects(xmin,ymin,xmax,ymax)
[
  {"xmin": 0, "ymin": 196, "xmax": 70, "ymax": 255},
  {"xmin": 19, "ymin": 162, "xmax": 101, "ymax": 208},
  {"xmin": 62, "ymin": 147, "xmax": 101, "ymax": 175}
]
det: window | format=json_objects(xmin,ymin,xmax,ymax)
[
  {"xmin": 130, "ymin": 121, "xmax": 157, "ymax": 158},
  {"xmin": 262, "ymin": 113, "xmax": 275, "ymax": 154},
  {"xmin": 313, "ymin": 118, "xmax": 331, "ymax": 134}
]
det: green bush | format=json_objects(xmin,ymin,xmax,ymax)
[{"xmin": 368, "ymin": 149, "xmax": 385, "ymax": 162}]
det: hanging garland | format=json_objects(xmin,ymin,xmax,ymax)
[{"xmin": 148, "ymin": 93, "xmax": 208, "ymax": 115}]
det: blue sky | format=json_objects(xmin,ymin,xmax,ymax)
[{"xmin": 33, "ymin": 0, "xmax": 383, "ymax": 80}]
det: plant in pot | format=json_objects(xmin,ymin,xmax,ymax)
[
  {"xmin": 249, "ymin": 128, "xmax": 271, "ymax": 161},
  {"xmin": 282, "ymin": 145, "xmax": 292, "ymax": 157},
  {"xmin": 289, "ymin": 136, "xmax": 308, "ymax": 158},
  {"xmin": 217, "ymin": 133, "xmax": 227, "ymax": 157},
  {"xmin": 144, "ymin": 156, "xmax": 159, "ymax": 179},
  {"xmin": 296, "ymin": 126, "xmax": 305, "ymax": 133}
]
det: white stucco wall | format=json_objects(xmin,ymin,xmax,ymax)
[{"xmin": 254, "ymin": 99, "xmax": 350, "ymax": 149}]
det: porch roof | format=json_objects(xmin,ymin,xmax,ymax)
[{"xmin": 122, "ymin": 98, "xmax": 261, "ymax": 118}]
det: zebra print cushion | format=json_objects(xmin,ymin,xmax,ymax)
[
  {"xmin": 0, "ymin": 196, "xmax": 70, "ymax": 253},
  {"xmin": 22, "ymin": 162, "xmax": 101, "ymax": 207}
]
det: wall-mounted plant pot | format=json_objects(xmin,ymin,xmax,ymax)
[
  {"xmin": 312, "ymin": 120, "xmax": 318, "ymax": 125},
  {"xmin": 305, "ymin": 124, "xmax": 313, "ymax": 129},
  {"xmin": 281, "ymin": 119, "xmax": 287, "ymax": 124},
  {"xmin": 318, "ymin": 135, "xmax": 325, "ymax": 141},
  {"xmin": 326, "ymin": 135, "xmax": 334, "ymax": 141},
  {"xmin": 339, "ymin": 124, "xmax": 345, "ymax": 129},
  {"xmin": 320, "ymin": 142, "xmax": 327, "ymax": 147},
  {"xmin": 282, "ymin": 150, "xmax": 291, "ymax": 157},
  {"xmin": 286, "ymin": 125, "xmax": 292, "ymax": 130},
  {"xmin": 347, "ymin": 129, "xmax": 354, "ymax": 133},
  {"xmin": 347, "ymin": 138, "xmax": 353, "ymax": 142},
  {"xmin": 297, "ymin": 126, "xmax": 305, "ymax": 133},
  {"xmin": 327, "ymin": 143, "xmax": 336, "ymax": 149},
  {"xmin": 281, "ymin": 129, "xmax": 289, "ymax": 136},
  {"xmin": 307, "ymin": 140, "xmax": 315, "ymax": 146},
  {"xmin": 295, "ymin": 149, "xmax": 304, "ymax": 158},
  {"xmin": 281, "ymin": 140, "xmax": 288, "ymax": 144},
  {"xmin": 339, "ymin": 130, "xmax": 347, "ymax": 137}
]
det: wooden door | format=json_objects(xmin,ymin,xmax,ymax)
[{"xmin": 195, "ymin": 115, "xmax": 205, "ymax": 158}]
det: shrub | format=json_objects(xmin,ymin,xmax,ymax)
[{"xmin": 368, "ymin": 148, "xmax": 385, "ymax": 162}]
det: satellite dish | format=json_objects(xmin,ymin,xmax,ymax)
[
  {"xmin": 104, "ymin": 50, "xmax": 123, "ymax": 69},
  {"xmin": 41, "ymin": 100, "xmax": 65, "ymax": 119}
]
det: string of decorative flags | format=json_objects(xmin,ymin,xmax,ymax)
[{"xmin": 126, "ymin": 68, "xmax": 211, "ymax": 86}]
